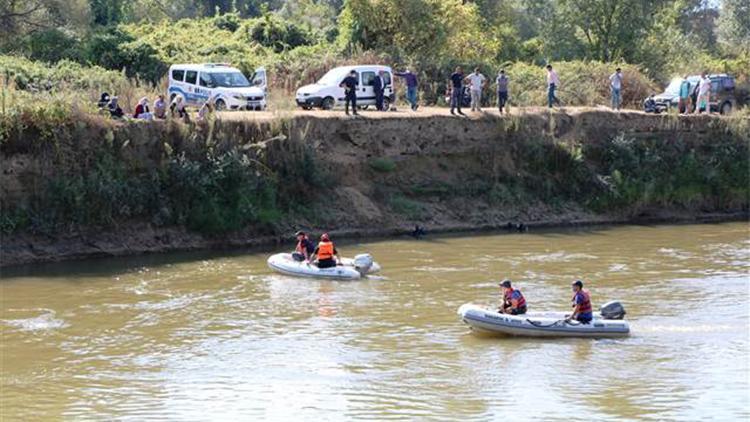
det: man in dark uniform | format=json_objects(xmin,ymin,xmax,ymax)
[
  {"xmin": 449, "ymin": 66, "xmax": 465, "ymax": 116},
  {"xmin": 339, "ymin": 70, "xmax": 359, "ymax": 115}
]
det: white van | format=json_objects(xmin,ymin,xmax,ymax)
[
  {"xmin": 295, "ymin": 65, "xmax": 394, "ymax": 110},
  {"xmin": 167, "ymin": 63, "xmax": 267, "ymax": 111}
]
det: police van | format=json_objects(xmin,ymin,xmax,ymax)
[
  {"xmin": 295, "ymin": 65, "xmax": 394, "ymax": 110},
  {"xmin": 167, "ymin": 63, "xmax": 267, "ymax": 111}
]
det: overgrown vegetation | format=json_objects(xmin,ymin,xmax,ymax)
[
  {"xmin": 0, "ymin": 118, "xmax": 330, "ymax": 236},
  {"xmin": 1, "ymin": 0, "xmax": 748, "ymax": 112}
]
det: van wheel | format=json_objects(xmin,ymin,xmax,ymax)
[
  {"xmin": 720, "ymin": 102, "xmax": 732, "ymax": 115},
  {"xmin": 215, "ymin": 99, "xmax": 227, "ymax": 111},
  {"xmin": 321, "ymin": 97, "xmax": 335, "ymax": 110},
  {"xmin": 382, "ymin": 98, "xmax": 391, "ymax": 111}
]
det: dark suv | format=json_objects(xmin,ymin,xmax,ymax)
[{"xmin": 652, "ymin": 74, "xmax": 745, "ymax": 114}]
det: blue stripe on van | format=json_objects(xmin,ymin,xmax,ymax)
[{"xmin": 169, "ymin": 86, "xmax": 209, "ymax": 105}]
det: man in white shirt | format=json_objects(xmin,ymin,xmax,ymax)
[
  {"xmin": 546, "ymin": 64, "xmax": 561, "ymax": 107},
  {"xmin": 465, "ymin": 67, "xmax": 486, "ymax": 112},
  {"xmin": 696, "ymin": 72, "xmax": 711, "ymax": 114},
  {"xmin": 609, "ymin": 67, "xmax": 623, "ymax": 110}
]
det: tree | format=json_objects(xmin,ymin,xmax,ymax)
[
  {"xmin": 716, "ymin": 0, "xmax": 750, "ymax": 53},
  {"xmin": 0, "ymin": 0, "xmax": 89, "ymax": 42},
  {"xmin": 556, "ymin": 0, "xmax": 663, "ymax": 62}
]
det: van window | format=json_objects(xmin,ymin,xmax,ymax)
[
  {"xmin": 711, "ymin": 80, "xmax": 720, "ymax": 93},
  {"xmin": 199, "ymin": 72, "xmax": 213, "ymax": 88},
  {"xmin": 362, "ymin": 71, "xmax": 376, "ymax": 86},
  {"xmin": 723, "ymin": 78, "xmax": 735, "ymax": 90},
  {"xmin": 172, "ymin": 69, "xmax": 185, "ymax": 81},
  {"xmin": 383, "ymin": 72, "xmax": 392, "ymax": 86},
  {"xmin": 185, "ymin": 70, "xmax": 198, "ymax": 85}
]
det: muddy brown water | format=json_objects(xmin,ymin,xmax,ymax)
[{"xmin": 1, "ymin": 223, "xmax": 748, "ymax": 420}]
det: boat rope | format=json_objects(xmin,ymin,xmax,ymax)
[{"xmin": 526, "ymin": 318, "xmax": 581, "ymax": 328}]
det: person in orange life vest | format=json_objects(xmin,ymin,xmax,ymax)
[
  {"xmin": 310, "ymin": 233, "xmax": 340, "ymax": 268},
  {"xmin": 292, "ymin": 230, "xmax": 315, "ymax": 262},
  {"xmin": 568, "ymin": 280, "xmax": 593, "ymax": 324},
  {"xmin": 498, "ymin": 279, "xmax": 527, "ymax": 315}
]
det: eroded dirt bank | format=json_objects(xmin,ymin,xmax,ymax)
[{"xmin": 1, "ymin": 108, "xmax": 748, "ymax": 267}]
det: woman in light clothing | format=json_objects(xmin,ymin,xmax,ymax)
[{"xmin": 696, "ymin": 73, "xmax": 711, "ymax": 114}]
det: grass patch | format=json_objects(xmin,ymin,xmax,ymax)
[{"xmin": 369, "ymin": 157, "xmax": 396, "ymax": 173}]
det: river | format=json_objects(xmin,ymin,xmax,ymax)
[{"xmin": 1, "ymin": 222, "xmax": 748, "ymax": 420}]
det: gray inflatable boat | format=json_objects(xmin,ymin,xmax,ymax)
[{"xmin": 457, "ymin": 302, "xmax": 630, "ymax": 338}]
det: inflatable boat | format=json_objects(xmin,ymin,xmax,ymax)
[
  {"xmin": 267, "ymin": 253, "xmax": 381, "ymax": 280},
  {"xmin": 457, "ymin": 301, "xmax": 630, "ymax": 338}
]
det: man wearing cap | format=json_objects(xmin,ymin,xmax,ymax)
[
  {"xmin": 292, "ymin": 231, "xmax": 315, "ymax": 262},
  {"xmin": 568, "ymin": 280, "xmax": 593, "ymax": 324},
  {"xmin": 499, "ymin": 279, "xmax": 527, "ymax": 315},
  {"xmin": 310, "ymin": 233, "xmax": 340, "ymax": 268}
]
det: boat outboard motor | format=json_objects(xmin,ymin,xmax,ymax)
[
  {"xmin": 353, "ymin": 254, "xmax": 374, "ymax": 276},
  {"xmin": 600, "ymin": 301, "xmax": 626, "ymax": 320}
]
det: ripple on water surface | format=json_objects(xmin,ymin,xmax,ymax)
[{"xmin": 0, "ymin": 222, "xmax": 748, "ymax": 420}]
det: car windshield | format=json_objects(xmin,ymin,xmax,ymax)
[
  {"xmin": 317, "ymin": 68, "xmax": 350, "ymax": 85},
  {"xmin": 664, "ymin": 79, "xmax": 682, "ymax": 95},
  {"xmin": 209, "ymin": 72, "xmax": 250, "ymax": 88}
]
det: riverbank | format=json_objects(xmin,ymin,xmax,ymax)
[{"xmin": 2, "ymin": 107, "xmax": 748, "ymax": 267}]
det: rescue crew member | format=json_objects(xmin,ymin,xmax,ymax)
[
  {"xmin": 292, "ymin": 231, "xmax": 315, "ymax": 262},
  {"xmin": 568, "ymin": 280, "xmax": 593, "ymax": 324},
  {"xmin": 499, "ymin": 279, "xmax": 527, "ymax": 315},
  {"xmin": 311, "ymin": 233, "xmax": 340, "ymax": 268},
  {"xmin": 339, "ymin": 70, "xmax": 359, "ymax": 116}
]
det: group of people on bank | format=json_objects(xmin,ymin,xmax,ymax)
[
  {"xmin": 499, "ymin": 279, "xmax": 594, "ymax": 324},
  {"xmin": 96, "ymin": 92, "xmax": 215, "ymax": 122},
  {"xmin": 445, "ymin": 64, "xmax": 626, "ymax": 114}
]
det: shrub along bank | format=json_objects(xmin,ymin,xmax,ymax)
[{"xmin": 1, "ymin": 111, "xmax": 747, "ymax": 250}]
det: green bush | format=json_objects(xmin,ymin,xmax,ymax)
[
  {"xmin": 23, "ymin": 29, "xmax": 81, "ymax": 64},
  {"xmin": 369, "ymin": 157, "xmax": 396, "ymax": 173}
]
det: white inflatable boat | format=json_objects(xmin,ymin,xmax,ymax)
[
  {"xmin": 457, "ymin": 302, "xmax": 630, "ymax": 338},
  {"xmin": 267, "ymin": 253, "xmax": 381, "ymax": 280}
]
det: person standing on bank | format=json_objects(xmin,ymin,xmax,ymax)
[
  {"xmin": 609, "ymin": 67, "xmax": 623, "ymax": 110},
  {"xmin": 696, "ymin": 72, "xmax": 711, "ymax": 114},
  {"xmin": 465, "ymin": 67, "xmax": 486, "ymax": 112},
  {"xmin": 449, "ymin": 66, "xmax": 465, "ymax": 116},
  {"xmin": 395, "ymin": 68, "xmax": 419, "ymax": 111},
  {"xmin": 340, "ymin": 70, "xmax": 359, "ymax": 116},
  {"xmin": 496, "ymin": 69, "xmax": 509, "ymax": 113},
  {"xmin": 373, "ymin": 70, "xmax": 386, "ymax": 111},
  {"xmin": 546, "ymin": 64, "xmax": 561, "ymax": 108}
]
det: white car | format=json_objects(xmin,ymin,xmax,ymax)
[
  {"xmin": 295, "ymin": 65, "xmax": 394, "ymax": 110},
  {"xmin": 167, "ymin": 63, "xmax": 267, "ymax": 111}
]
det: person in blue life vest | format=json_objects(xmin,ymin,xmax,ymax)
[
  {"xmin": 568, "ymin": 280, "xmax": 593, "ymax": 324},
  {"xmin": 310, "ymin": 233, "xmax": 341, "ymax": 268},
  {"xmin": 499, "ymin": 279, "xmax": 527, "ymax": 315},
  {"xmin": 292, "ymin": 230, "xmax": 315, "ymax": 262}
]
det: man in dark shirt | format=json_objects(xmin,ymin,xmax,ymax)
[
  {"xmin": 450, "ymin": 66, "xmax": 465, "ymax": 116},
  {"xmin": 373, "ymin": 70, "xmax": 385, "ymax": 111},
  {"xmin": 292, "ymin": 231, "xmax": 315, "ymax": 262},
  {"xmin": 339, "ymin": 70, "xmax": 359, "ymax": 116}
]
